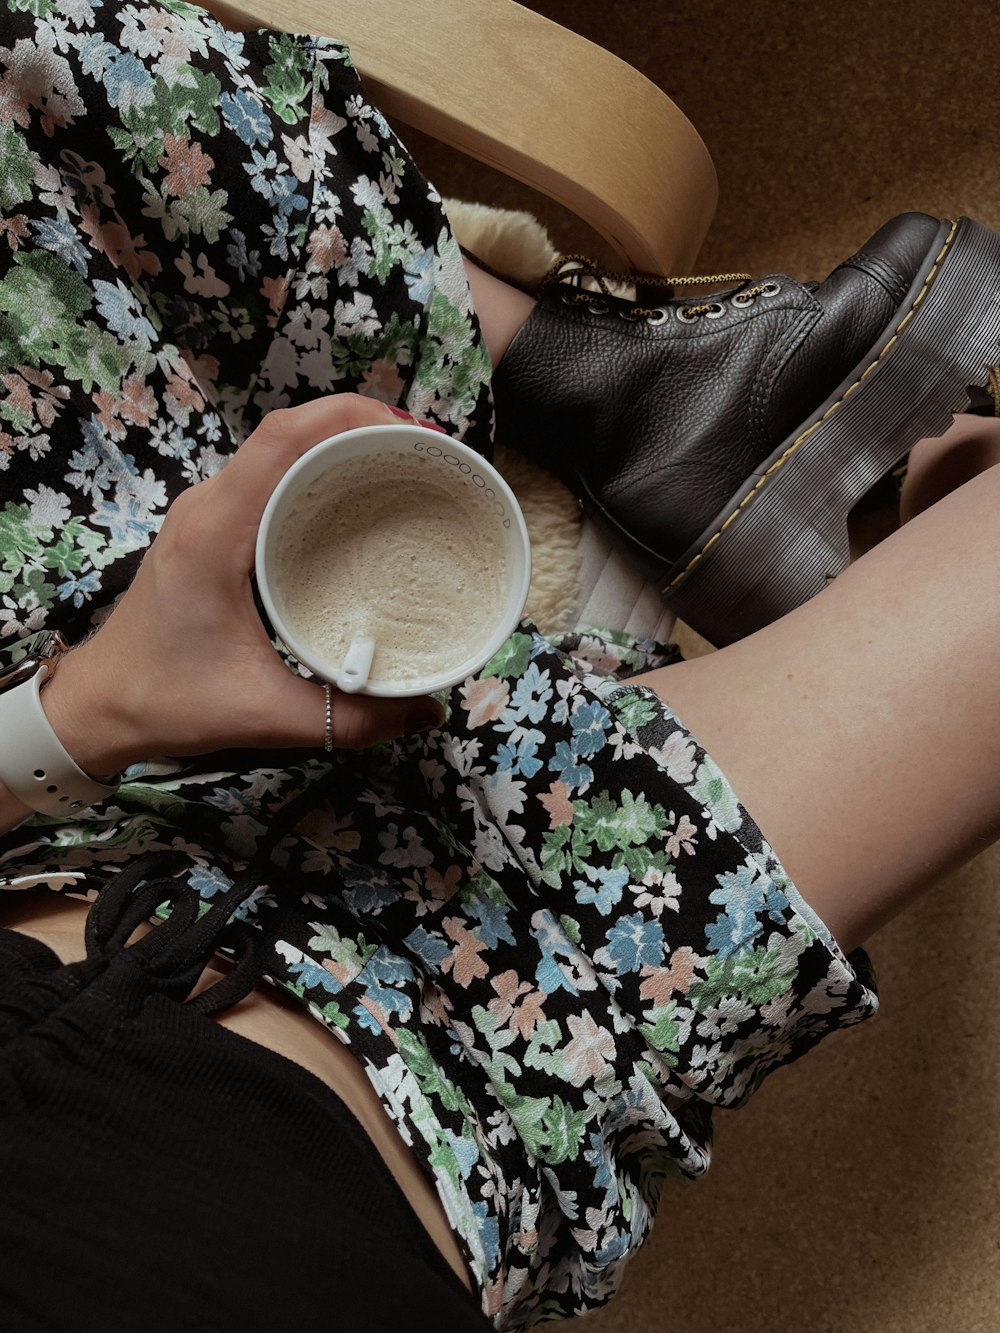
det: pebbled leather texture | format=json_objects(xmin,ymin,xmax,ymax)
[{"xmin": 492, "ymin": 212, "xmax": 943, "ymax": 567}]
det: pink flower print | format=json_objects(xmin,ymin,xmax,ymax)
[
  {"xmin": 487, "ymin": 969, "xmax": 547, "ymax": 1039},
  {"xmin": 665, "ymin": 811, "xmax": 698, "ymax": 857},
  {"xmin": 560, "ymin": 1011, "xmax": 616, "ymax": 1087},
  {"xmin": 537, "ymin": 780, "xmax": 573, "ymax": 829},
  {"xmin": 441, "ymin": 917, "xmax": 490, "ymax": 987},
  {"xmin": 93, "ymin": 388, "xmax": 126, "ymax": 440},
  {"xmin": 158, "ymin": 135, "xmax": 214, "ymax": 198},
  {"xmin": 119, "ymin": 376, "xmax": 157, "ymax": 428},
  {"xmin": 423, "ymin": 863, "xmax": 463, "ymax": 908},
  {"xmin": 460, "ymin": 676, "xmax": 510, "ymax": 729},
  {"xmin": 638, "ymin": 945, "xmax": 699, "ymax": 1006},
  {"xmin": 306, "ymin": 222, "xmax": 346, "ymax": 274},
  {"xmin": 3, "ymin": 367, "xmax": 69, "ymax": 429},
  {"xmin": 179, "ymin": 350, "xmax": 220, "ymax": 389},
  {"xmin": 419, "ymin": 982, "xmax": 455, "ymax": 1027},
  {"xmin": 165, "ymin": 372, "xmax": 206, "ymax": 416},
  {"xmin": 359, "ymin": 995, "xmax": 399, "ymax": 1044},
  {"xmin": 261, "ymin": 273, "xmax": 290, "ymax": 317},
  {"xmin": 360, "ymin": 357, "xmax": 405, "ymax": 402},
  {"xmin": 175, "ymin": 251, "xmax": 230, "ymax": 299},
  {"xmin": 79, "ymin": 203, "xmax": 161, "ymax": 280},
  {"xmin": 0, "ymin": 215, "xmax": 27, "ymax": 250},
  {"xmin": 572, "ymin": 634, "xmax": 622, "ymax": 675},
  {"xmin": 0, "ymin": 41, "xmax": 84, "ymax": 136},
  {"xmin": 95, "ymin": 377, "xmax": 157, "ymax": 439}
]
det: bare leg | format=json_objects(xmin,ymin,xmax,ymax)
[
  {"xmin": 464, "ymin": 260, "xmax": 536, "ymax": 366},
  {"xmin": 632, "ymin": 416, "xmax": 1000, "ymax": 955}
]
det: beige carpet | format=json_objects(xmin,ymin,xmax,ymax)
[{"xmin": 403, "ymin": 7, "xmax": 1000, "ymax": 1329}]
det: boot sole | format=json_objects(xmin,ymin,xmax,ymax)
[{"xmin": 593, "ymin": 216, "xmax": 1000, "ymax": 647}]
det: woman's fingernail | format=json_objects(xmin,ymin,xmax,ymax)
[
  {"xmin": 406, "ymin": 705, "xmax": 445, "ymax": 734},
  {"xmin": 388, "ymin": 405, "xmax": 447, "ymax": 436}
]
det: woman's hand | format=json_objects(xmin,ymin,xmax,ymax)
[{"xmin": 41, "ymin": 395, "xmax": 446, "ymax": 776}]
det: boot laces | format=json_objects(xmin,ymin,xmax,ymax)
[{"xmin": 540, "ymin": 253, "xmax": 780, "ymax": 321}]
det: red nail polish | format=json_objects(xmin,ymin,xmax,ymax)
[
  {"xmin": 387, "ymin": 405, "xmax": 414, "ymax": 420},
  {"xmin": 418, "ymin": 419, "xmax": 448, "ymax": 435}
]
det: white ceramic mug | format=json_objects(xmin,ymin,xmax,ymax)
[{"xmin": 255, "ymin": 423, "xmax": 532, "ymax": 697}]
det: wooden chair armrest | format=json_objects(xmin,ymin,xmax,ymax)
[{"xmin": 199, "ymin": 0, "xmax": 716, "ymax": 274}]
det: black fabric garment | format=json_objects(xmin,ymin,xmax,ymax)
[{"xmin": 0, "ymin": 859, "xmax": 490, "ymax": 1333}]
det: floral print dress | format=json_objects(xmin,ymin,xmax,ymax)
[{"xmin": 0, "ymin": 3, "xmax": 878, "ymax": 1327}]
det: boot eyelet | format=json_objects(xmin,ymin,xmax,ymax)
[
  {"xmin": 560, "ymin": 291, "xmax": 578, "ymax": 307},
  {"xmin": 645, "ymin": 308, "xmax": 669, "ymax": 325},
  {"xmin": 704, "ymin": 302, "xmax": 725, "ymax": 319},
  {"xmin": 676, "ymin": 307, "xmax": 699, "ymax": 324},
  {"xmin": 731, "ymin": 291, "xmax": 755, "ymax": 308},
  {"xmin": 760, "ymin": 281, "xmax": 782, "ymax": 297},
  {"xmin": 584, "ymin": 300, "xmax": 609, "ymax": 316}
]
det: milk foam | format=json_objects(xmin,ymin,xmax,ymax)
[{"xmin": 273, "ymin": 450, "xmax": 509, "ymax": 684}]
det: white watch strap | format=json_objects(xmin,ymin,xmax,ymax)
[{"xmin": 0, "ymin": 668, "xmax": 120, "ymax": 815}]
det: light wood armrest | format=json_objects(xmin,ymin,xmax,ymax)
[{"xmin": 200, "ymin": 0, "xmax": 716, "ymax": 274}]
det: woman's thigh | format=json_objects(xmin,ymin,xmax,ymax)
[{"xmin": 636, "ymin": 431, "xmax": 1000, "ymax": 954}]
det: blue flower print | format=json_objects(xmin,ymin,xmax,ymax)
[
  {"xmin": 31, "ymin": 217, "xmax": 89, "ymax": 274},
  {"xmin": 342, "ymin": 875, "xmax": 401, "ymax": 915},
  {"xmin": 548, "ymin": 741, "xmax": 594, "ymax": 791},
  {"xmin": 404, "ymin": 924, "xmax": 452, "ymax": 971},
  {"xmin": 507, "ymin": 662, "xmax": 553, "ymax": 726},
  {"xmin": 496, "ymin": 728, "xmax": 544, "ymax": 779},
  {"xmin": 269, "ymin": 171, "xmax": 309, "ymax": 218},
  {"xmin": 351, "ymin": 947, "xmax": 415, "ymax": 1031},
  {"xmin": 575, "ymin": 864, "xmax": 629, "ymax": 916},
  {"xmin": 220, "ymin": 89, "xmax": 273, "ymax": 146},
  {"xmin": 93, "ymin": 279, "xmax": 157, "ymax": 345},
  {"xmin": 402, "ymin": 247, "xmax": 435, "ymax": 305},
  {"xmin": 467, "ymin": 895, "xmax": 517, "ymax": 949},
  {"xmin": 76, "ymin": 35, "xmax": 117, "ymax": 83},
  {"xmin": 600, "ymin": 912, "xmax": 665, "ymax": 974},
  {"xmin": 226, "ymin": 228, "xmax": 261, "ymax": 280},
  {"xmin": 285, "ymin": 955, "xmax": 344, "ymax": 995},
  {"xmin": 471, "ymin": 1199, "xmax": 502, "ymax": 1273},
  {"xmin": 247, "ymin": 147, "xmax": 280, "ymax": 199},
  {"xmin": 444, "ymin": 1128, "xmax": 480, "ymax": 1182},
  {"xmin": 57, "ymin": 568, "xmax": 101, "ymax": 607},
  {"xmin": 102, "ymin": 51, "xmax": 154, "ymax": 112},
  {"xmin": 188, "ymin": 864, "xmax": 233, "ymax": 900},
  {"xmin": 570, "ymin": 699, "xmax": 612, "ymax": 759},
  {"xmin": 704, "ymin": 862, "xmax": 789, "ymax": 958}
]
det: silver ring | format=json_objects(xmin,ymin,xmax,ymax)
[
  {"xmin": 704, "ymin": 302, "xmax": 725, "ymax": 319},
  {"xmin": 760, "ymin": 281, "xmax": 782, "ymax": 297}
]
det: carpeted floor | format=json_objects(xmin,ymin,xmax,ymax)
[{"xmin": 399, "ymin": 5, "xmax": 1000, "ymax": 1330}]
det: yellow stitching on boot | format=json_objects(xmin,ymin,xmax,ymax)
[{"xmin": 662, "ymin": 218, "xmax": 960, "ymax": 595}]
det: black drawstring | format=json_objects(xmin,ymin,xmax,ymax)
[{"xmin": 78, "ymin": 767, "xmax": 346, "ymax": 1018}]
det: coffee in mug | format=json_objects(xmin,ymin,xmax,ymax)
[{"xmin": 255, "ymin": 424, "xmax": 531, "ymax": 697}]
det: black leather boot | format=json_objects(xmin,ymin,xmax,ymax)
[{"xmin": 492, "ymin": 212, "xmax": 1000, "ymax": 645}]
